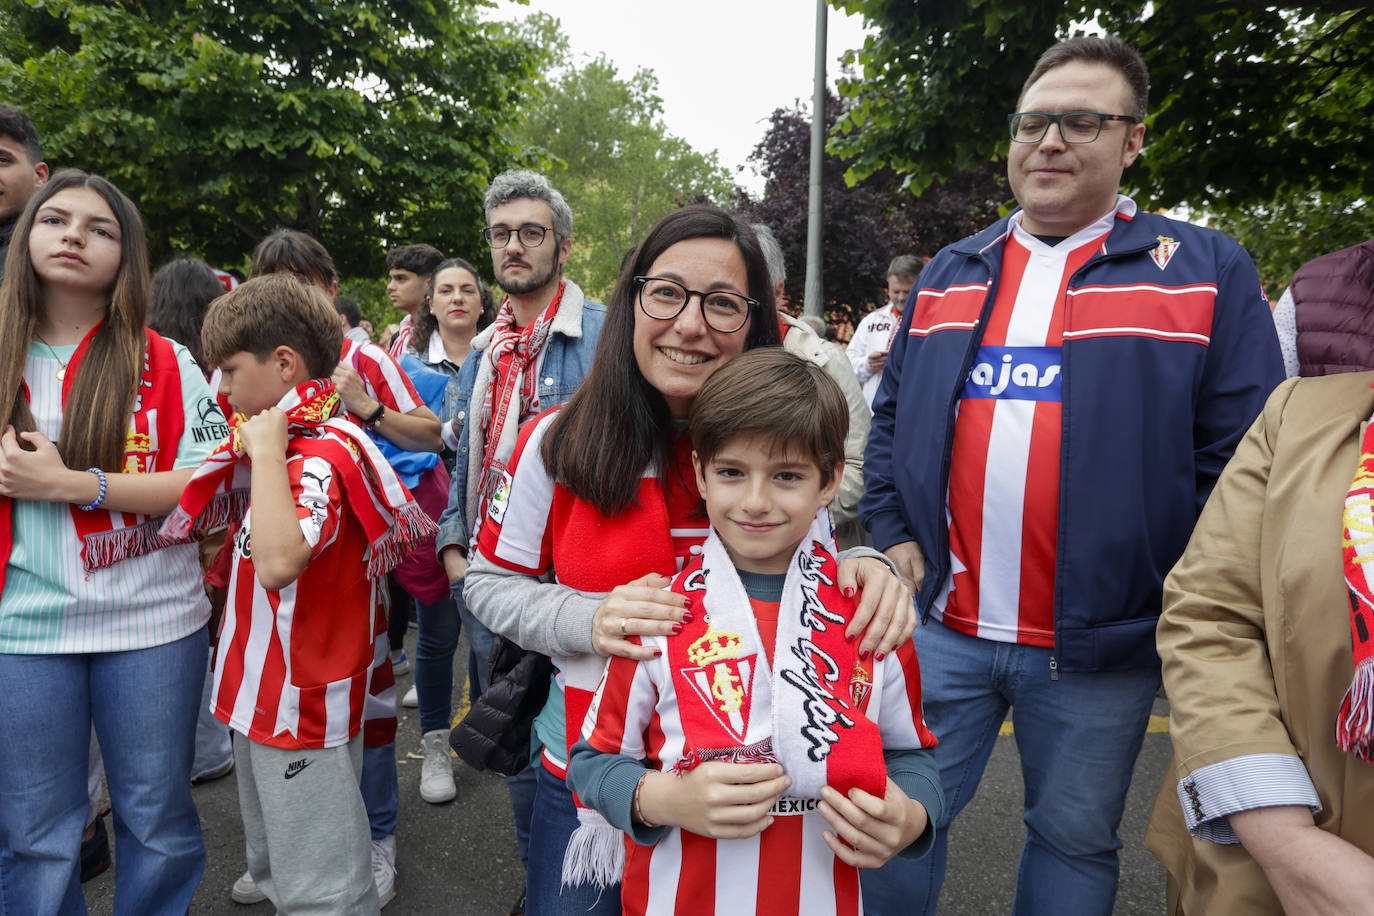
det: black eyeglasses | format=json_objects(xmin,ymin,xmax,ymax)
[
  {"xmin": 634, "ymin": 276, "xmax": 755, "ymax": 334},
  {"xmin": 481, "ymin": 224, "xmax": 552, "ymax": 248},
  {"xmin": 1007, "ymin": 111, "xmax": 1138, "ymax": 144}
]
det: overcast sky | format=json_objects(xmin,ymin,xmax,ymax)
[{"xmin": 487, "ymin": 1, "xmax": 872, "ymax": 195}]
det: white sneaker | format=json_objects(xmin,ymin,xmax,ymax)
[
  {"xmin": 231, "ymin": 869, "xmax": 266, "ymax": 905},
  {"xmin": 389, "ymin": 649, "xmax": 410, "ymax": 677},
  {"xmin": 371, "ymin": 834, "xmax": 397, "ymax": 908},
  {"xmin": 419, "ymin": 729, "xmax": 457, "ymax": 804},
  {"xmin": 401, "ymin": 684, "xmax": 418, "ymax": 708}
]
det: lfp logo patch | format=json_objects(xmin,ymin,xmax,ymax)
[{"xmin": 963, "ymin": 346, "xmax": 1062, "ymax": 402}]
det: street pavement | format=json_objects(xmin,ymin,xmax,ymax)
[{"xmin": 84, "ymin": 630, "xmax": 1170, "ymax": 915}]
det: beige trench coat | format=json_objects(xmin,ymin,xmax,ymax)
[{"xmin": 1145, "ymin": 372, "xmax": 1374, "ymax": 913}]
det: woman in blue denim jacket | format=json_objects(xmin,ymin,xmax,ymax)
[{"xmin": 396, "ymin": 257, "xmax": 497, "ymax": 804}]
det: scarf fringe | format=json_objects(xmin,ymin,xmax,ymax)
[
  {"xmin": 160, "ymin": 489, "xmax": 249, "ymax": 542},
  {"xmin": 365, "ymin": 501, "xmax": 440, "ymax": 579},
  {"xmin": 1337, "ymin": 656, "xmax": 1374, "ymax": 761},
  {"xmin": 561, "ymin": 808, "xmax": 623, "ymax": 891},
  {"xmin": 672, "ymin": 738, "xmax": 777, "ymax": 776},
  {"xmin": 80, "ymin": 517, "xmax": 190, "ymax": 573}
]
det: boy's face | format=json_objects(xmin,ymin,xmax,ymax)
[
  {"xmin": 0, "ymin": 135, "xmax": 47, "ymax": 222},
  {"xmin": 387, "ymin": 267, "xmax": 428, "ymax": 315},
  {"xmin": 693, "ymin": 435, "xmax": 842, "ymax": 575},
  {"xmin": 217, "ymin": 349, "xmax": 300, "ymax": 418}
]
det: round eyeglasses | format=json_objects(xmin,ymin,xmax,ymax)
[
  {"xmin": 482, "ymin": 224, "xmax": 551, "ymax": 248},
  {"xmin": 634, "ymin": 276, "xmax": 755, "ymax": 334},
  {"xmin": 1007, "ymin": 111, "xmax": 1138, "ymax": 144}
]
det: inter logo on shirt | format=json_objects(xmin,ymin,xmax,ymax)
[{"xmin": 962, "ymin": 346, "xmax": 1062, "ymax": 402}]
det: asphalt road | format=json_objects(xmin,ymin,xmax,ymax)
[{"xmin": 83, "ymin": 631, "xmax": 1170, "ymax": 915}]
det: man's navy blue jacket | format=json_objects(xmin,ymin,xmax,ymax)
[{"xmin": 861, "ymin": 206, "xmax": 1285, "ymax": 673}]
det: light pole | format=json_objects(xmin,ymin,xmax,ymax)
[{"xmin": 803, "ymin": 0, "xmax": 826, "ymax": 319}]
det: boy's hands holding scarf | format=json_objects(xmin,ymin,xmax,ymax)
[
  {"xmin": 638, "ymin": 762, "xmax": 792, "ymax": 840},
  {"xmin": 818, "ymin": 777, "xmax": 929, "ymax": 868}
]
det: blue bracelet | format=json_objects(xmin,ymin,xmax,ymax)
[{"xmin": 78, "ymin": 467, "xmax": 107, "ymax": 512}]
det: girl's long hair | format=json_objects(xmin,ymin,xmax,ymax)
[
  {"xmin": 542, "ymin": 205, "xmax": 780, "ymax": 515},
  {"xmin": 410, "ymin": 257, "xmax": 496, "ymax": 357},
  {"xmin": 0, "ymin": 170, "xmax": 150, "ymax": 471}
]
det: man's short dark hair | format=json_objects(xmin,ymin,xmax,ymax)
[
  {"xmin": 386, "ymin": 244, "xmax": 445, "ymax": 277},
  {"xmin": 202, "ymin": 274, "xmax": 342, "ymax": 378},
  {"xmin": 690, "ymin": 349, "xmax": 848, "ymax": 488},
  {"xmin": 250, "ymin": 229, "xmax": 336, "ymax": 290},
  {"xmin": 334, "ymin": 295, "xmax": 363, "ymax": 329},
  {"xmin": 0, "ymin": 105, "xmax": 41, "ymax": 163},
  {"xmin": 1019, "ymin": 35, "xmax": 1149, "ymax": 122}
]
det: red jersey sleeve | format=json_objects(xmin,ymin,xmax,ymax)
[
  {"xmin": 474, "ymin": 411, "xmax": 559, "ymax": 576},
  {"xmin": 873, "ymin": 641, "xmax": 938, "ymax": 752},
  {"xmin": 290, "ymin": 452, "xmax": 344, "ymax": 561},
  {"xmin": 582, "ymin": 643, "xmax": 660, "ymax": 759},
  {"xmin": 343, "ymin": 339, "xmax": 422, "ymax": 415}
]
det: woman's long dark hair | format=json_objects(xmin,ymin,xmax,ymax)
[
  {"xmin": 409, "ymin": 257, "xmax": 495, "ymax": 357},
  {"xmin": 0, "ymin": 170, "xmax": 150, "ymax": 471},
  {"xmin": 148, "ymin": 256, "xmax": 225, "ymax": 373},
  {"xmin": 542, "ymin": 205, "xmax": 780, "ymax": 515}
]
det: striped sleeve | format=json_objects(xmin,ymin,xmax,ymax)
[
  {"xmin": 873, "ymin": 641, "xmax": 938, "ymax": 752},
  {"xmin": 581, "ymin": 641, "xmax": 661, "ymax": 758},
  {"xmin": 349, "ymin": 340, "xmax": 422, "ymax": 414},
  {"xmin": 474, "ymin": 412, "xmax": 558, "ymax": 575}
]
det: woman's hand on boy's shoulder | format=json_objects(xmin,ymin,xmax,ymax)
[
  {"xmin": 818, "ymin": 778, "xmax": 928, "ymax": 869},
  {"xmin": 838, "ymin": 556, "xmax": 916, "ymax": 659},
  {"xmin": 237, "ymin": 408, "xmax": 289, "ymax": 462}
]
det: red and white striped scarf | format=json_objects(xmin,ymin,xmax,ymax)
[
  {"xmin": 161, "ymin": 379, "xmax": 436, "ymax": 579},
  {"xmin": 1339, "ymin": 413, "xmax": 1374, "ymax": 760},
  {"xmin": 0, "ymin": 326, "xmax": 188, "ymax": 597},
  {"xmin": 666, "ymin": 514, "xmax": 886, "ymax": 800},
  {"xmin": 477, "ymin": 283, "xmax": 564, "ymax": 508}
]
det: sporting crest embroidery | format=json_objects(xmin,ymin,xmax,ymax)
[
  {"xmin": 849, "ymin": 663, "xmax": 873, "ymax": 709},
  {"xmin": 681, "ymin": 625, "xmax": 755, "ymax": 743},
  {"xmin": 1151, "ymin": 235, "xmax": 1180, "ymax": 271}
]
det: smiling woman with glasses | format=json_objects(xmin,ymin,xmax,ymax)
[
  {"xmin": 460, "ymin": 204, "xmax": 916, "ymax": 915},
  {"xmin": 1008, "ymin": 110, "xmax": 1139, "ymax": 144}
]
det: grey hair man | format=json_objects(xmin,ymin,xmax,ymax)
[{"xmin": 749, "ymin": 221, "xmax": 872, "ymax": 547}]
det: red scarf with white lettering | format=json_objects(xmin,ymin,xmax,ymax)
[
  {"xmin": 1338, "ymin": 415, "xmax": 1374, "ymax": 760},
  {"xmin": 161, "ymin": 379, "xmax": 437, "ymax": 579},
  {"xmin": 666, "ymin": 515, "xmax": 886, "ymax": 799},
  {"xmin": 0, "ymin": 326, "xmax": 188, "ymax": 597},
  {"xmin": 477, "ymin": 283, "xmax": 563, "ymax": 508}
]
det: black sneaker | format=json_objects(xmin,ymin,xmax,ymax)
[{"xmin": 80, "ymin": 815, "xmax": 110, "ymax": 883}]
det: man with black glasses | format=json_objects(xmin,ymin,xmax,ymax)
[
  {"xmin": 434, "ymin": 169, "xmax": 604, "ymax": 916},
  {"xmin": 860, "ymin": 35, "xmax": 1283, "ymax": 915}
]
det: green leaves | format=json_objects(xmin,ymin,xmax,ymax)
[{"xmin": 0, "ymin": 0, "xmax": 543, "ymax": 281}]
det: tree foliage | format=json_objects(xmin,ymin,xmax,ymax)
[
  {"xmin": 1209, "ymin": 194, "xmax": 1374, "ymax": 297},
  {"xmin": 738, "ymin": 91, "xmax": 1006, "ymax": 332},
  {"xmin": 0, "ymin": 0, "xmax": 545, "ymax": 279},
  {"xmin": 829, "ymin": 1, "xmax": 1374, "ymax": 218},
  {"xmin": 512, "ymin": 34, "xmax": 735, "ymax": 301}
]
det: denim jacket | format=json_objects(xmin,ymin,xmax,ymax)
[{"xmin": 435, "ymin": 279, "xmax": 605, "ymax": 556}]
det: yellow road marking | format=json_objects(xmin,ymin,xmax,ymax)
[{"xmin": 998, "ymin": 714, "xmax": 1168, "ymax": 737}]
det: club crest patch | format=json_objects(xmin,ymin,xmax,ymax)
[
  {"xmin": 849, "ymin": 662, "xmax": 873, "ymax": 708},
  {"xmin": 682, "ymin": 626, "xmax": 755, "ymax": 743},
  {"xmin": 1151, "ymin": 235, "xmax": 1180, "ymax": 271}
]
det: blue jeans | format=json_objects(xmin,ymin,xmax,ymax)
[
  {"xmin": 360, "ymin": 743, "xmax": 398, "ymax": 841},
  {"xmin": 0, "ymin": 628, "xmax": 208, "ymax": 915},
  {"xmin": 527, "ymin": 767, "xmax": 620, "ymax": 916},
  {"xmin": 861, "ymin": 620, "xmax": 1160, "ymax": 916},
  {"xmin": 415, "ymin": 578, "xmax": 497, "ymax": 733}
]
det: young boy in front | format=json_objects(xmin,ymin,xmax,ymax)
[
  {"xmin": 162, "ymin": 275, "xmax": 436, "ymax": 914},
  {"xmin": 567, "ymin": 348, "xmax": 944, "ymax": 916}
]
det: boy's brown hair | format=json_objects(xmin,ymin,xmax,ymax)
[
  {"xmin": 689, "ymin": 348, "xmax": 848, "ymax": 486},
  {"xmin": 201, "ymin": 274, "xmax": 342, "ymax": 378}
]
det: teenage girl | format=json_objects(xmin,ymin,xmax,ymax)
[{"xmin": 0, "ymin": 170, "xmax": 226, "ymax": 912}]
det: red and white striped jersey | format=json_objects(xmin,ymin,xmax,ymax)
[
  {"xmin": 387, "ymin": 314, "xmax": 415, "ymax": 360},
  {"xmin": 938, "ymin": 204, "xmax": 1128, "ymax": 646},
  {"xmin": 341, "ymin": 337, "xmax": 423, "ymax": 418},
  {"xmin": 211, "ymin": 451, "xmax": 378, "ymax": 749},
  {"xmin": 581, "ymin": 607, "xmax": 932, "ymax": 916}
]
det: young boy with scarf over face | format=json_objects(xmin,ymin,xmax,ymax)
[
  {"xmin": 161, "ymin": 276, "xmax": 436, "ymax": 914},
  {"xmin": 567, "ymin": 349, "xmax": 944, "ymax": 915}
]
